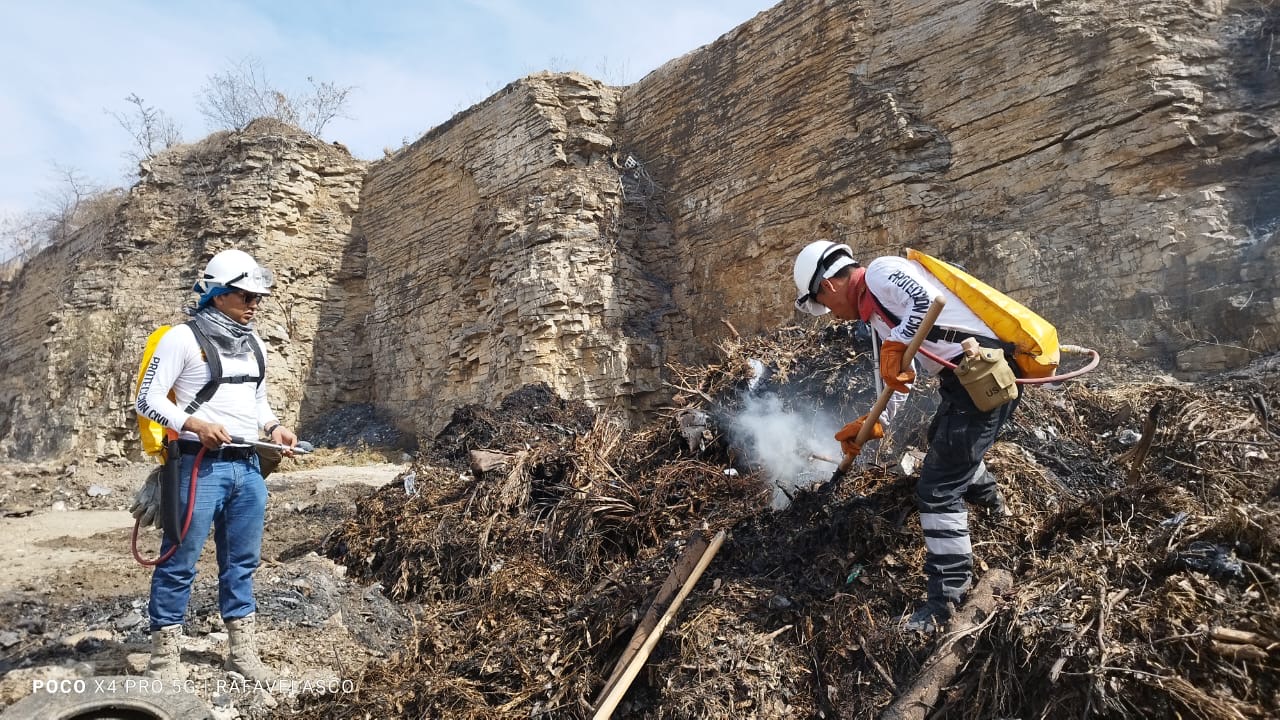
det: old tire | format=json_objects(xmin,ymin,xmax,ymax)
[{"xmin": 0, "ymin": 675, "xmax": 212, "ymax": 720}]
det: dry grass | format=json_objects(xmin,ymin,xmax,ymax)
[{"xmin": 299, "ymin": 327, "xmax": 1280, "ymax": 720}]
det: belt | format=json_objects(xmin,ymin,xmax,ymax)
[
  {"xmin": 926, "ymin": 326, "xmax": 1005, "ymax": 347},
  {"xmin": 177, "ymin": 440, "xmax": 256, "ymax": 460}
]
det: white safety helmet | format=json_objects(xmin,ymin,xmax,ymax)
[
  {"xmin": 793, "ymin": 240, "xmax": 858, "ymax": 316},
  {"xmin": 193, "ymin": 249, "xmax": 274, "ymax": 295}
]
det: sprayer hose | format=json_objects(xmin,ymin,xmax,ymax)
[
  {"xmin": 916, "ymin": 344, "xmax": 1101, "ymax": 384},
  {"xmin": 131, "ymin": 445, "xmax": 203, "ymax": 566}
]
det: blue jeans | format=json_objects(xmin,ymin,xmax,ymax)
[{"xmin": 148, "ymin": 451, "xmax": 267, "ymax": 630}]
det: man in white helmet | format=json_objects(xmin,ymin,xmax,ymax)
[
  {"xmin": 135, "ymin": 248, "xmax": 295, "ymax": 682},
  {"xmin": 792, "ymin": 240, "xmax": 1016, "ymax": 633}
]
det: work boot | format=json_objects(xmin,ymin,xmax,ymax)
[
  {"xmin": 978, "ymin": 490, "xmax": 1014, "ymax": 522},
  {"xmin": 990, "ymin": 490, "xmax": 1013, "ymax": 518},
  {"xmin": 145, "ymin": 625, "xmax": 189, "ymax": 682},
  {"xmin": 904, "ymin": 599, "xmax": 953, "ymax": 634},
  {"xmin": 224, "ymin": 614, "xmax": 276, "ymax": 684}
]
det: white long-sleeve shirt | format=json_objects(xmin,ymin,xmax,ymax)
[
  {"xmin": 135, "ymin": 323, "xmax": 278, "ymax": 443},
  {"xmin": 864, "ymin": 255, "xmax": 996, "ymax": 376}
]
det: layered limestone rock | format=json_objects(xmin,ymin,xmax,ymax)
[
  {"xmin": 620, "ymin": 0, "xmax": 1278, "ymax": 365},
  {"xmin": 0, "ymin": 119, "xmax": 365, "ymax": 460},
  {"xmin": 1, "ymin": 0, "xmax": 1275, "ymax": 462},
  {"xmin": 342, "ymin": 72, "xmax": 679, "ymax": 438}
]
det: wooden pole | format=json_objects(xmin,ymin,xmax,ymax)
[
  {"xmin": 838, "ymin": 297, "xmax": 947, "ymax": 474},
  {"xmin": 878, "ymin": 569, "xmax": 1014, "ymax": 720},
  {"xmin": 592, "ymin": 532, "xmax": 709, "ymax": 706},
  {"xmin": 592, "ymin": 530, "xmax": 726, "ymax": 720}
]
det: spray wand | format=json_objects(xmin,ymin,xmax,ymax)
[{"xmin": 229, "ymin": 436, "xmax": 315, "ymax": 454}]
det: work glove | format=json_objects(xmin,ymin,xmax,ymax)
[
  {"xmin": 834, "ymin": 414, "xmax": 884, "ymax": 457},
  {"xmin": 129, "ymin": 466, "xmax": 162, "ymax": 529},
  {"xmin": 879, "ymin": 340, "xmax": 916, "ymax": 394}
]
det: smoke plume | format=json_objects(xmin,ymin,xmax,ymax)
[{"xmin": 726, "ymin": 394, "xmax": 848, "ymax": 509}]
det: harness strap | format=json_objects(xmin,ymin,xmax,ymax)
[{"xmin": 182, "ymin": 320, "xmax": 266, "ymax": 414}]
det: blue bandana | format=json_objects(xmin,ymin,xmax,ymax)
[{"xmin": 197, "ymin": 286, "xmax": 235, "ymax": 309}]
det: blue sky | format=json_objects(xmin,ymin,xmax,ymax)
[{"xmin": 0, "ymin": 0, "xmax": 776, "ymax": 219}]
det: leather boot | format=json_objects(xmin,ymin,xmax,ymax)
[
  {"xmin": 987, "ymin": 489, "xmax": 1014, "ymax": 520},
  {"xmin": 145, "ymin": 625, "xmax": 189, "ymax": 681},
  {"xmin": 224, "ymin": 614, "xmax": 276, "ymax": 684}
]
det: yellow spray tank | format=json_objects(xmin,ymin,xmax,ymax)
[{"xmin": 907, "ymin": 248, "xmax": 1060, "ymax": 379}]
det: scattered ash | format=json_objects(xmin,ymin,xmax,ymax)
[{"xmin": 300, "ymin": 403, "xmax": 412, "ymax": 450}]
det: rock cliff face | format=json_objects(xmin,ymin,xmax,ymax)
[
  {"xmin": 0, "ymin": 0, "xmax": 1275, "ymax": 461},
  {"xmin": 620, "ymin": 0, "xmax": 1278, "ymax": 369},
  {"xmin": 337, "ymin": 73, "xmax": 680, "ymax": 439}
]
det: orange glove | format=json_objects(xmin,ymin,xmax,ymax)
[
  {"xmin": 834, "ymin": 414, "xmax": 884, "ymax": 457},
  {"xmin": 879, "ymin": 340, "xmax": 916, "ymax": 393}
]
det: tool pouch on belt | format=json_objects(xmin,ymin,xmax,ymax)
[
  {"xmin": 160, "ymin": 438, "xmax": 184, "ymax": 547},
  {"xmin": 955, "ymin": 345, "xmax": 1019, "ymax": 412},
  {"xmin": 256, "ymin": 446, "xmax": 282, "ymax": 479}
]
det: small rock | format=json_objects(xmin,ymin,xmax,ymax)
[
  {"xmin": 87, "ymin": 484, "xmax": 113, "ymax": 497},
  {"xmin": 208, "ymin": 631, "xmax": 228, "ymax": 643},
  {"xmin": 61, "ymin": 628, "xmax": 114, "ymax": 647},
  {"xmin": 894, "ymin": 449, "xmax": 926, "ymax": 477},
  {"xmin": 766, "ymin": 594, "xmax": 792, "ymax": 610},
  {"xmin": 254, "ymin": 688, "xmax": 279, "ymax": 708},
  {"xmin": 125, "ymin": 652, "xmax": 150, "ymax": 673},
  {"xmin": 51, "ymin": 500, "xmax": 68, "ymax": 512},
  {"xmin": 211, "ymin": 692, "xmax": 234, "ymax": 708},
  {"xmin": 1, "ymin": 505, "xmax": 34, "ymax": 518},
  {"xmin": 114, "ymin": 611, "xmax": 143, "ymax": 630},
  {"xmin": 0, "ymin": 631, "xmax": 20, "ymax": 649},
  {"xmin": 210, "ymin": 702, "xmax": 239, "ymax": 720}
]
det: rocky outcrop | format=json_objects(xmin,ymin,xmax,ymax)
[
  {"xmin": 0, "ymin": 119, "xmax": 365, "ymax": 460},
  {"xmin": 620, "ymin": 0, "xmax": 1278, "ymax": 366},
  {"xmin": 344, "ymin": 72, "xmax": 679, "ymax": 438},
  {"xmin": 0, "ymin": 0, "xmax": 1275, "ymax": 461}
]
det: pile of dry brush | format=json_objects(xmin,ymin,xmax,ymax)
[{"xmin": 301, "ymin": 325, "xmax": 1279, "ymax": 719}]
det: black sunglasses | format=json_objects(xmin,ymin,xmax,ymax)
[{"xmin": 235, "ymin": 290, "xmax": 265, "ymax": 305}]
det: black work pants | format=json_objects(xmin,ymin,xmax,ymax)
[{"xmin": 917, "ymin": 368, "xmax": 1018, "ymax": 605}]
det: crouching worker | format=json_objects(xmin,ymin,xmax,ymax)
[
  {"xmin": 134, "ymin": 248, "xmax": 296, "ymax": 681},
  {"xmin": 791, "ymin": 241, "xmax": 1017, "ymax": 633}
]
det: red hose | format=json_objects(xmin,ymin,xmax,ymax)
[
  {"xmin": 131, "ymin": 445, "xmax": 203, "ymax": 566},
  {"xmin": 916, "ymin": 344, "xmax": 1101, "ymax": 384}
]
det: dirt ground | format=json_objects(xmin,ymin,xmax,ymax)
[{"xmin": 0, "ymin": 452, "xmax": 413, "ymax": 719}]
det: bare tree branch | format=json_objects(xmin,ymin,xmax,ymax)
[
  {"xmin": 108, "ymin": 93, "xmax": 182, "ymax": 167},
  {"xmin": 198, "ymin": 57, "xmax": 355, "ymax": 136}
]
